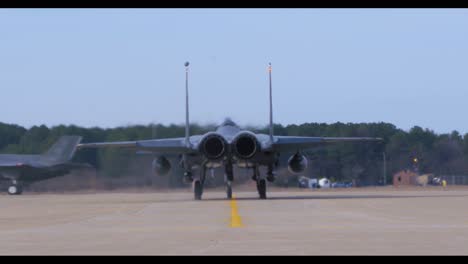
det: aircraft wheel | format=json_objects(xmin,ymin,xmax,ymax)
[
  {"xmin": 7, "ymin": 185, "xmax": 22, "ymax": 195},
  {"xmin": 226, "ymin": 181, "xmax": 232, "ymax": 199},
  {"xmin": 193, "ymin": 180, "xmax": 203, "ymax": 200},
  {"xmin": 257, "ymin": 179, "xmax": 267, "ymax": 199}
]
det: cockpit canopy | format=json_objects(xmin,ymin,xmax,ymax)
[{"xmin": 219, "ymin": 118, "xmax": 238, "ymax": 127}]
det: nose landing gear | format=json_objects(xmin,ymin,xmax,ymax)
[{"xmin": 225, "ymin": 162, "xmax": 233, "ymax": 199}]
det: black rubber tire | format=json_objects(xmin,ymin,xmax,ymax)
[
  {"xmin": 257, "ymin": 179, "xmax": 267, "ymax": 199},
  {"xmin": 7, "ymin": 185, "xmax": 22, "ymax": 195},
  {"xmin": 194, "ymin": 180, "xmax": 203, "ymax": 200},
  {"xmin": 226, "ymin": 183, "xmax": 232, "ymax": 199}
]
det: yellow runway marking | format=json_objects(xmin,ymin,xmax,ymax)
[{"xmin": 229, "ymin": 195, "xmax": 244, "ymax": 228}]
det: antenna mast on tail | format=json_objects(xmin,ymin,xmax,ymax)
[
  {"xmin": 268, "ymin": 63, "xmax": 274, "ymax": 143},
  {"xmin": 185, "ymin": 61, "xmax": 191, "ymax": 148}
]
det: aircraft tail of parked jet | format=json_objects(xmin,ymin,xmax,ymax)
[
  {"xmin": 0, "ymin": 135, "xmax": 84, "ymax": 195},
  {"xmin": 43, "ymin": 135, "xmax": 83, "ymax": 164}
]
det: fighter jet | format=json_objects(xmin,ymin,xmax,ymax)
[
  {"xmin": 78, "ymin": 62, "xmax": 381, "ymax": 200},
  {"xmin": 0, "ymin": 135, "xmax": 84, "ymax": 195}
]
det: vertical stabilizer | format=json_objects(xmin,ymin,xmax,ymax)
[
  {"xmin": 43, "ymin": 136, "xmax": 82, "ymax": 163},
  {"xmin": 185, "ymin": 62, "xmax": 191, "ymax": 147},
  {"xmin": 268, "ymin": 63, "xmax": 274, "ymax": 143}
]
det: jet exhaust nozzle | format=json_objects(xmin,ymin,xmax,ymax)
[{"xmin": 199, "ymin": 133, "xmax": 227, "ymax": 160}]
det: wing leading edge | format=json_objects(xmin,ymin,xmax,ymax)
[
  {"xmin": 77, "ymin": 137, "xmax": 192, "ymax": 154},
  {"xmin": 0, "ymin": 160, "xmax": 44, "ymax": 169},
  {"xmin": 269, "ymin": 136, "xmax": 383, "ymax": 152}
]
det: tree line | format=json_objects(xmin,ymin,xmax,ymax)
[{"xmin": 1, "ymin": 121, "xmax": 467, "ymax": 187}]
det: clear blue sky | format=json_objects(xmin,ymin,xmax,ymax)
[{"xmin": 1, "ymin": 9, "xmax": 467, "ymax": 134}]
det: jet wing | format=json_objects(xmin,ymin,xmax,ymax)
[
  {"xmin": 0, "ymin": 160, "xmax": 47, "ymax": 169},
  {"xmin": 269, "ymin": 136, "xmax": 382, "ymax": 152},
  {"xmin": 77, "ymin": 137, "xmax": 192, "ymax": 154}
]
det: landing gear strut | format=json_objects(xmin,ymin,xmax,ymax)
[
  {"xmin": 266, "ymin": 165, "xmax": 275, "ymax": 182},
  {"xmin": 257, "ymin": 179, "xmax": 267, "ymax": 199},
  {"xmin": 184, "ymin": 171, "xmax": 194, "ymax": 183},
  {"xmin": 225, "ymin": 163, "xmax": 233, "ymax": 199},
  {"xmin": 252, "ymin": 166, "xmax": 267, "ymax": 199},
  {"xmin": 193, "ymin": 180, "xmax": 203, "ymax": 200},
  {"xmin": 193, "ymin": 166, "xmax": 206, "ymax": 200},
  {"xmin": 251, "ymin": 165, "xmax": 259, "ymax": 182}
]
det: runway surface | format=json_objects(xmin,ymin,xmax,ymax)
[{"xmin": 0, "ymin": 187, "xmax": 468, "ymax": 255}]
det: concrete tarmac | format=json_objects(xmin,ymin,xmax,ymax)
[{"xmin": 0, "ymin": 187, "xmax": 467, "ymax": 255}]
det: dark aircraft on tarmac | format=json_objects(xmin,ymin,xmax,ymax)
[
  {"xmin": 0, "ymin": 136, "xmax": 84, "ymax": 195},
  {"xmin": 78, "ymin": 62, "xmax": 381, "ymax": 200}
]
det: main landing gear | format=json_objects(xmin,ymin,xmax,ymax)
[
  {"xmin": 257, "ymin": 179, "xmax": 267, "ymax": 200},
  {"xmin": 253, "ymin": 166, "xmax": 267, "ymax": 199},
  {"xmin": 193, "ymin": 163, "xmax": 235, "ymax": 200},
  {"xmin": 193, "ymin": 180, "xmax": 203, "ymax": 200},
  {"xmin": 193, "ymin": 166, "xmax": 206, "ymax": 200},
  {"xmin": 184, "ymin": 170, "xmax": 203, "ymax": 200},
  {"xmin": 190, "ymin": 163, "xmax": 271, "ymax": 200},
  {"xmin": 7, "ymin": 181, "xmax": 23, "ymax": 195},
  {"xmin": 266, "ymin": 165, "xmax": 276, "ymax": 183}
]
